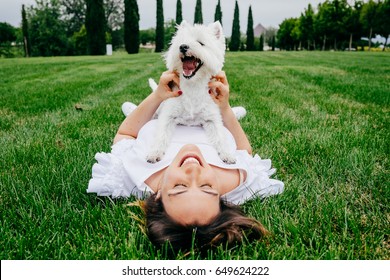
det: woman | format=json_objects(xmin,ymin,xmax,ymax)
[{"xmin": 87, "ymin": 71, "xmax": 284, "ymax": 254}]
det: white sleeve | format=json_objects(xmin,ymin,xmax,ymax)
[
  {"xmin": 222, "ymin": 152, "xmax": 284, "ymax": 205},
  {"xmin": 87, "ymin": 139, "xmax": 146, "ymax": 198}
]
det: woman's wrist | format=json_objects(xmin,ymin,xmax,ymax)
[
  {"xmin": 220, "ymin": 105, "xmax": 234, "ymax": 122},
  {"xmin": 150, "ymin": 90, "xmax": 165, "ymax": 106}
]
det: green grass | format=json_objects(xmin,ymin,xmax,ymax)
[{"xmin": 0, "ymin": 51, "xmax": 389, "ymax": 260}]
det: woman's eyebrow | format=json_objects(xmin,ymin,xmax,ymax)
[
  {"xmin": 201, "ymin": 189, "xmax": 219, "ymax": 195},
  {"xmin": 168, "ymin": 190, "xmax": 188, "ymax": 196},
  {"xmin": 168, "ymin": 190, "xmax": 218, "ymax": 197}
]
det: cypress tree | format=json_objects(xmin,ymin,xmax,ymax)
[
  {"xmin": 214, "ymin": 0, "xmax": 222, "ymax": 24},
  {"xmin": 176, "ymin": 0, "xmax": 183, "ymax": 25},
  {"xmin": 259, "ymin": 35, "xmax": 264, "ymax": 51},
  {"xmin": 155, "ymin": 0, "xmax": 164, "ymax": 52},
  {"xmin": 229, "ymin": 1, "xmax": 240, "ymax": 51},
  {"xmin": 194, "ymin": 0, "xmax": 203, "ymax": 24},
  {"xmin": 85, "ymin": 0, "xmax": 106, "ymax": 55},
  {"xmin": 246, "ymin": 6, "xmax": 255, "ymax": 50},
  {"xmin": 21, "ymin": 4, "xmax": 31, "ymax": 57},
  {"xmin": 124, "ymin": 0, "xmax": 140, "ymax": 54},
  {"xmin": 271, "ymin": 36, "xmax": 275, "ymax": 51}
]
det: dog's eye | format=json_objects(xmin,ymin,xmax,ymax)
[{"xmin": 197, "ymin": 41, "xmax": 205, "ymax": 46}]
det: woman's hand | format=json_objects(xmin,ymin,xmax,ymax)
[
  {"xmin": 208, "ymin": 71, "xmax": 230, "ymax": 112},
  {"xmin": 154, "ymin": 71, "xmax": 182, "ymax": 102},
  {"xmin": 114, "ymin": 71, "xmax": 181, "ymax": 144},
  {"xmin": 209, "ymin": 71, "xmax": 252, "ymax": 154}
]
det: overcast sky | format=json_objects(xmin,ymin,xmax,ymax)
[{"xmin": 1, "ymin": 0, "xmax": 326, "ymax": 36}]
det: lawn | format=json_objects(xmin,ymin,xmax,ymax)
[{"xmin": 0, "ymin": 51, "xmax": 389, "ymax": 260}]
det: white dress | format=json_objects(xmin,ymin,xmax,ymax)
[{"xmin": 87, "ymin": 119, "xmax": 284, "ymax": 205}]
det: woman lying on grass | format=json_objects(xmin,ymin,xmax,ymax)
[{"xmin": 87, "ymin": 70, "xmax": 284, "ymax": 254}]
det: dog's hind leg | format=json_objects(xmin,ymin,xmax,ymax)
[
  {"xmin": 146, "ymin": 115, "xmax": 176, "ymax": 163},
  {"xmin": 202, "ymin": 120, "xmax": 236, "ymax": 164}
]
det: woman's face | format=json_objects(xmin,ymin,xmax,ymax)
[{"xmin": 159, "ymin": 144, "xmax": 221, "ymax": 226}]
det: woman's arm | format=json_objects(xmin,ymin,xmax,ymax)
[
  {"xmin": 113, "ymin": 71, "xmax": 181, "ymax": 144},
  {"xmin": 208, "ymin": 71, "xmax": 252, "ymax": 155},
  {"xmin": 220, "ymin": 106, "xmax": 252, "ymax": 155}
]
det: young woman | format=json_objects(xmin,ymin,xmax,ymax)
[{"xmin": 87, "ymin": 71, "xmax": 284, "ymax": 253}]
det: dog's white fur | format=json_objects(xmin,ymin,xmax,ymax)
[{"xmin": 146, "ymin": 20, "xmax": 236, "ymax": 164}]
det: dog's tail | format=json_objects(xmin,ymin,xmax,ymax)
[{"xmin": 148, "ymin": 78, "xmax": 158, "ymax": 91}]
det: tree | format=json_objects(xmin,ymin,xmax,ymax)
[
  {"xmin": 28, "ymin": 0, "xmax": 69, "ymax": 56},
  {"xmin": 60, "ymin": 0, "xmax": 123, "ymax": 53},
  {"xmin": 271, "ymin": 35, "xmax": 276, "ymax": 51},
  {"xmin": 124, "ymin": 0, "xmax": 139, "ymax": 54},
  {"xmin": 0, "ymin": 22, "xmax": 17, "ymax": 57},
  {"xmin": 104, "ymin": 0, "xmax": 124, "ymax": 32},
  {"xmin": 85, "ymin": 0, "xmax": 106, "ymax": 55},
  {"xmin": 331, "ymin": 0, "xmax": 349, "ymax": 50},
  {"xmin": 259, "ymin": 34, "xmax": 264, "ymax": 51},
  {"xmin": 60, "ymin": 0, "xmax": 85, "ymax": 36},
  {"xmin": 377, "ymin": 0, "xmax": 390, "ymax": 50},
  {"xmin": 155, "ymin": 0, "xmax": 164, "ymax": 52},
  {"xmin": 229, "ymin": 1, "xmax": 240, "ymax": 51},
  {"xmin": 111, "ymin": 28, "xmax": 124, "ymax": 50},
  {"xmin": 140, "ymin": 28, "xmax": 155, "ymax": 45},
  {"xmin": 300, "ymin": 4, "xmax": 315, "ymax": 50},
  {"xmin": 214, "ymin": 0, "xmax": 222, "ymax": 24},
  {"xmin": 194, "ymin": 0, "xmax": 203, "ymax": 24},
  {"xmin": 314, "ymin": 0, "xmax": 349, "ymax": 51},
  {"xmin": 265, "ymin": 27, "xmax": 277, "ymax": 48},
  {"xmin": 71, "ymin": 24, "xmax": 87, "ymax": 55},
  {"xmin": 165, "ymin": 19, "xmax": 176, "ymax": 48},
  {"xmin": 315, "ymin": 1, "xmax": 333, "ymax": 50},
  {"xmin": 60, "ymin": 0, "xmax": 123, "ymax": 36},
  {"xmin": 0, "ymin": 22, "xmax": 16, "ymax": 43},
  {"xmin": 246, "ymin": 6, "xmax": 255, "ymax": 51},
  {"xmin": 345, "ymin": 0, "xmax": 364, "ymax": 51},
  {"xmin": 176, "ymin": 0, "xmax": 183, "ymax": 25},
  {"xmin": 291, "ymin": 18, "xmax": 302, "ymax": 50},
  {"xmin": 277, "ymin": 18, "xmax": 299, "ymax": 50},
  {"xmin": 21, "ymin": 4, "xmax": 31, "ymax": 57},
  {"xmin": 360, "ymin": 0, "xmax": 380, "ymax": 51}
]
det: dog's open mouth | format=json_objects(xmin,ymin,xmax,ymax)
[{"xmin": 181, "ymin": 56, "xmax": 203, "ymax": 79}]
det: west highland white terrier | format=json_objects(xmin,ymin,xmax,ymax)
[{"xmin": 146, "ymin": 20, "xmax": 236, "ymax": 164}]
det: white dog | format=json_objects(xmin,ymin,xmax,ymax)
[{"xmin": 146, "ymin": 20, "xmax": 236, "ymax": 164}]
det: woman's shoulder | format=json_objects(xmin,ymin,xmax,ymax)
[{"xmin": 221, "ymin": 152, "xmax": 284, "ymax": 205}]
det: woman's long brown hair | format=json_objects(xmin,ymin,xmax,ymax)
[{"xmin": 141, "ymin": 193, "xmax": 269, "ymax": 256}]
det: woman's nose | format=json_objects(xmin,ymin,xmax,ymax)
[{"xmin": 184, "ymin": 163, "xmax": 202, "ymax": 178}]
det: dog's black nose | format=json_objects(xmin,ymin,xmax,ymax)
[{"xmin": 180, "ymin": 44, "xmax": 189, "ymax": 54}]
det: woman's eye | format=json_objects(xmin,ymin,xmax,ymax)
[
  {"xmin": 200, "ymin": 184, "xmax": 212, "ymax": 189},
  {"xmin": 174, "ymin": 184, "xmax": 187, "ymax": 189}
]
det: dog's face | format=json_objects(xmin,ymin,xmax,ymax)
[{"xmin": 165, "ymin": 21, "xmax": 225, "ymax": 81}]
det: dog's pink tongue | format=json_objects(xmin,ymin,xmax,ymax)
[{"xmin": 183, "ymin": 59, "xmax": 196, "ymax": 76}]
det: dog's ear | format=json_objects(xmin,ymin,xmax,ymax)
[
  {"xmin": 179, "ymin": 20, "xmax": 189, "ymax": 28},
  {"xmin": 209, "ymin": 21, "xmax": 224, "ymax": 40}
]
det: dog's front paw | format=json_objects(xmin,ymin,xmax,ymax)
[
  {"xmin": 146, "ymin": 151, "xmax": 164, "ymax": 164},
  {"xmin": 219, "ymin": 152, "xmax": 236, "ymax": 165}
]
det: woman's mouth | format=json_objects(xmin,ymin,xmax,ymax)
[{"xmin": 180, "ymin": 155, "xmax": 202, "ymax": 166}]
